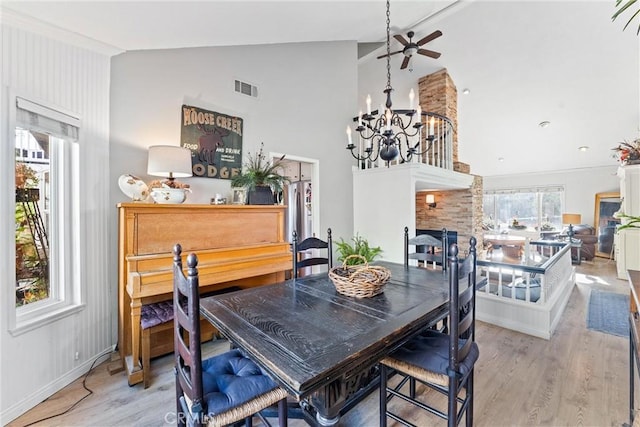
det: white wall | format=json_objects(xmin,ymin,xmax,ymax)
[
  {"xmin": 0, "ymin": 21, "xmax": 112, "ymax": 423},
  {"xmin": 483, "ymin": 165, "xmax": 620, "ymax": 227},
  {"xmin": 109, "ymin": 42, "xmax": 358, "ymax": 328},
  {"xmin": 352, "ymin": 166, "xmax": 417, "ymax": 264}
]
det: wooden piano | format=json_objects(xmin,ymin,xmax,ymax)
[{"xmin": 117, "ymin": 203, "xmax": 292, "ymax": 386}]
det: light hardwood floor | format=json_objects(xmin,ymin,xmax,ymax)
[{"xmin": 9, "ymin": 257, "xmax": 633, "ymax": 427}]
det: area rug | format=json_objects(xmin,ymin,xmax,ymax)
[{"xmin": 586, "ymin": 289, "xmax": 629, "ymax": 337}]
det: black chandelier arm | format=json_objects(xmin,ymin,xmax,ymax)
[
  {"xmin": 351, "ymin": 110, "xmax": 453, "ymax": 128},
  {"xmin": 346, "ymin": 135, "xmax": 385, "ymax": 162},
  {"xmin": 347, "ymin": 108, "xmax": 453, "ymax": 165}
]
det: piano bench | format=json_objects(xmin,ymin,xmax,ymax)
[{"xmin": 140, "ymin": 287, "xmax": 241, "ymax": 389}]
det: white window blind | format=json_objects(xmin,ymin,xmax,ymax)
[
  {"xmin": 484, "ymin": 185, "xmax": 564, "ymax": 195},
  {"xmin": 16, "ymin": 97, "xmax": 79, "ymax": 141}
]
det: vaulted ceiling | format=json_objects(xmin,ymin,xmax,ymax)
[{"xmin": 3, "ymin": 0, "xmax": 639, "ymax": 177}]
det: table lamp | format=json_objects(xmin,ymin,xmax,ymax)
[
  {"xmin": 147, "ymin": 145, "xmax": 193, "ymax": 204},
  {"xmin": 147, "ymin": 145, "xmax": 193, "ymax": 185},
  {"xmin": 562, "ymin": 213, "xmax": 581, "ymax": 242}
]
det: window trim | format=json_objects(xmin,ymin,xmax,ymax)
[
  {"xmin": 7, "ymin": 90, "xmax": 84, "ymax": 336},
  {"xmin": 483, "ymin": 185, "xmax": 565, "ymax": 232}
]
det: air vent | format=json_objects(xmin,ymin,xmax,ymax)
[{"xmin": 234, "ymin": 80, "xmax": 258, "ymax": 98}]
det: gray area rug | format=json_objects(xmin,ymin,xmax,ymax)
[{"xmin": 586, "ymin": 289, "xmax": 629, "ymax": 337}]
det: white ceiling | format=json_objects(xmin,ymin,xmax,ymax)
[{"xmin": 3, "ymin": 0, "xmax": 639, "ymax": 177}]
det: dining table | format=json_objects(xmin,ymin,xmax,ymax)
[{"xmin": 200, "ymin": 261, "xmax": 479, "ymax": 426}]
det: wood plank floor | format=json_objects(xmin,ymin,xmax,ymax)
[{"xmin": 9, "ymin": 257, "xmax": 633, "ymax": 427}]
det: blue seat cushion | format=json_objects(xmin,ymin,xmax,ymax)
[
  {"xmin": 390, "ymin": 330, "xmax": 479, "ymax": 378},
  {"xmin": 202, "ymin": 349, "xmax": 279, "ymax": 416},
  {"xmin": 501, "ymin": 278, "xmax": 541, "ymax": 302}
]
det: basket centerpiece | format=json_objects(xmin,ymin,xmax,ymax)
[{"xmin": 329, "ymin": 254, "xmax": 391, "ymax": 298}]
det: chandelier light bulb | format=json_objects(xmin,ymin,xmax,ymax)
[
  {"xmin": 366, "ymin": 95, "xmax": 372, "ymax": 116},
  {"xmin": 409, "ymin": 89, "xmax": 415, "ymax": 110}
]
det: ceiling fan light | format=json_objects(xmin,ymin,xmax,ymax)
[{"xmin": 405, "ymin": 46, "xmax": 418, "ymax": 57}]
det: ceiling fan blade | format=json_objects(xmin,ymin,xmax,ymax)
[
  {"xmin": 394, "ymin": 34, "xmax": 409, "ymax": 46},
  {"xmin": 417, "ymin": 30, "xmax": 443, "ymax": 46},
  {"xmin": 376, "ymin": 50, "xmax": 404, "ymax": 59},
  {"xmin": 418, "ymin": 48, "xmax": 441, "ymax": 59},
  {"xmin": 400, "ymin": 56, "xmax": 410, "ymax": 70}
]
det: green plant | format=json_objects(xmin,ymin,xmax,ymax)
[
  {"xmin": 335, "ymin": 234, "xmax": 383, "ymax": 265},
  {"xmin": 613, "ymin": 0, "xmax": 640, "ymax": 35},
  {"xmin": 615, "ymin": 212, "xmax": 640, "ymax": 231},
  {"xmin": 230, "ymin": 142, "xmax": 289, "ymax": 192}
]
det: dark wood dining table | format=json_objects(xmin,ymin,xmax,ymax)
[{"xmin": 199, "ymin": 261, "xmax": 470, "ymax": 426}]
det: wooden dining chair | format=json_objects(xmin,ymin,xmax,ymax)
[
  {"xmin": 404, "ymin": 226, "xmax": 448, "ymax": 271},
  {"xmin": 172, "ymin": 244, "xmax": 288, "ymax": 427},
  {"xmin": 380, "ymin": 237, "xmax": 478, "ymax": 427},
  {"xmin": 292, "ymin": 228, "xmax": 332, "ymax": 278}
]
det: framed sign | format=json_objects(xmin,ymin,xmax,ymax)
[{"xmin": 180, "ymin": 104, "xmax": 243, "ymax": 180}]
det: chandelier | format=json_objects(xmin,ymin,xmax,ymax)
[{"xmin": 346, "ymin": 0, "xmax": 444, "ymax": 166}]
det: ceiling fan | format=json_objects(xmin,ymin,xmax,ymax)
[{"xmin": 377, "ymin": 30, "xmax": 443, "ymax": 70}]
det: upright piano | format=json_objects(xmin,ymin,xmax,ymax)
[{"xmin": 117, "ymin": 203, "xmax": 292, "ymax": 386}]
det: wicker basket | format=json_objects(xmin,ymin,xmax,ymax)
[{"xmin": 328, "ymin": 255, "xmax": 391, "ymax": 298}]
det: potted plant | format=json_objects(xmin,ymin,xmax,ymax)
[
  {"xmin": 230, "ymin": 142, "xmax": 289, "ymax": 205},
  {"xmin": 335, "ymin": 234, "xmax": 383, "ymax": 265}
]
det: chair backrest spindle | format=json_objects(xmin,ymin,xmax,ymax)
[
  {"xmin": 173, "ymin": 244, "xmax": 205, "ymax": 427},
  {"xmin": 448, "ymin": 237, "xmax": 477, "ymax": 374},
  {"xmin": 404, "ymin": 226, "xmax": 448, "ymax": 271},
  {"xmin": 292, "ymin": 228, "xmax": 333, "ymax": 278}
]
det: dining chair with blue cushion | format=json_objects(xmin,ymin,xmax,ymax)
[
  {"xmin": 292, "ymin": 228, "xmax": 332, "ymax": 278},
  {"xmin": 380, "ymin": 237, "xmax": 478, "ymax": 427},
  {"xmin": 172, "ymin": 244, "xmax": 288, "ymax": 427}
]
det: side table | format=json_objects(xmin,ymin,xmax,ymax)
[{"xmin": 567, "ymin": 239, "xmax": 583, "ymax": 265}]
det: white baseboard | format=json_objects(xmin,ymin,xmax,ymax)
[{"xmin": 0, "ymin": 346, "xmax": 113, "ymax": 425}]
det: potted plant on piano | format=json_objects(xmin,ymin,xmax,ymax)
[{"xmin": 231, "ymin": 142, "xmax": 289, "ymax": 205}]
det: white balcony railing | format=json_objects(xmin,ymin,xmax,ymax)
[{"xmin": 475, "ymin": 240, "xmax": 575, "ymax": 339}]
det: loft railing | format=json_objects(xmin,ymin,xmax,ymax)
[{"xmin": 476, "ymin": 241, "xmax": 572, "ymax": 304}]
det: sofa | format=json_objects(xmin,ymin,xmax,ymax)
[{"xmin": 563, "ymin": 224, "xmax": 597, "ymax": 261}]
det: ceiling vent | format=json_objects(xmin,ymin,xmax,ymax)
[{"xmin": 234, "ymin": 80, "xmax": 258, "ymax": 98}]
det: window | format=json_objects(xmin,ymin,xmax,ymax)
[
  {"xmin": 12, "ymin": 96, "xmax": 82, "ymax": 333},
  {"xmin": 483, "ymin": 186, "xmax": 564, "ymax": 232}
]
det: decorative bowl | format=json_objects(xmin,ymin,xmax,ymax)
[
  {"xmin": 118, "ymin": 174, "xmax": 149, "ymax": 202},
  {"xmin": 150, "ymin": 187, "xmax": 190, "ymax": 204}
]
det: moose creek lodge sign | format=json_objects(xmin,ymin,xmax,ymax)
[{"xmin": 180, "ymin": 104, "xmax": 243, "ymax": 180}]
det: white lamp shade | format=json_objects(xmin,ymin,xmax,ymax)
[
  {"xmin": 147, "ymin": 145, "xmax": 193, "ymax": 178},
  {"xmin": 426, "ymin": 194, "xmax": 435, "ymax": 204}
]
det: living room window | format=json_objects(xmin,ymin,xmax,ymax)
[
  {"xmin": 483, "ymin": 186, "xmax": 564, "ymax": 233},
  {"xmin": 11, "ymin": 96, "xmax": 82, "ymax": 334}
]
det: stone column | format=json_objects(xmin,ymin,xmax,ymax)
[{"xmin": 419, "ymin": 68, "xmax": 469, "ymax": 173}]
